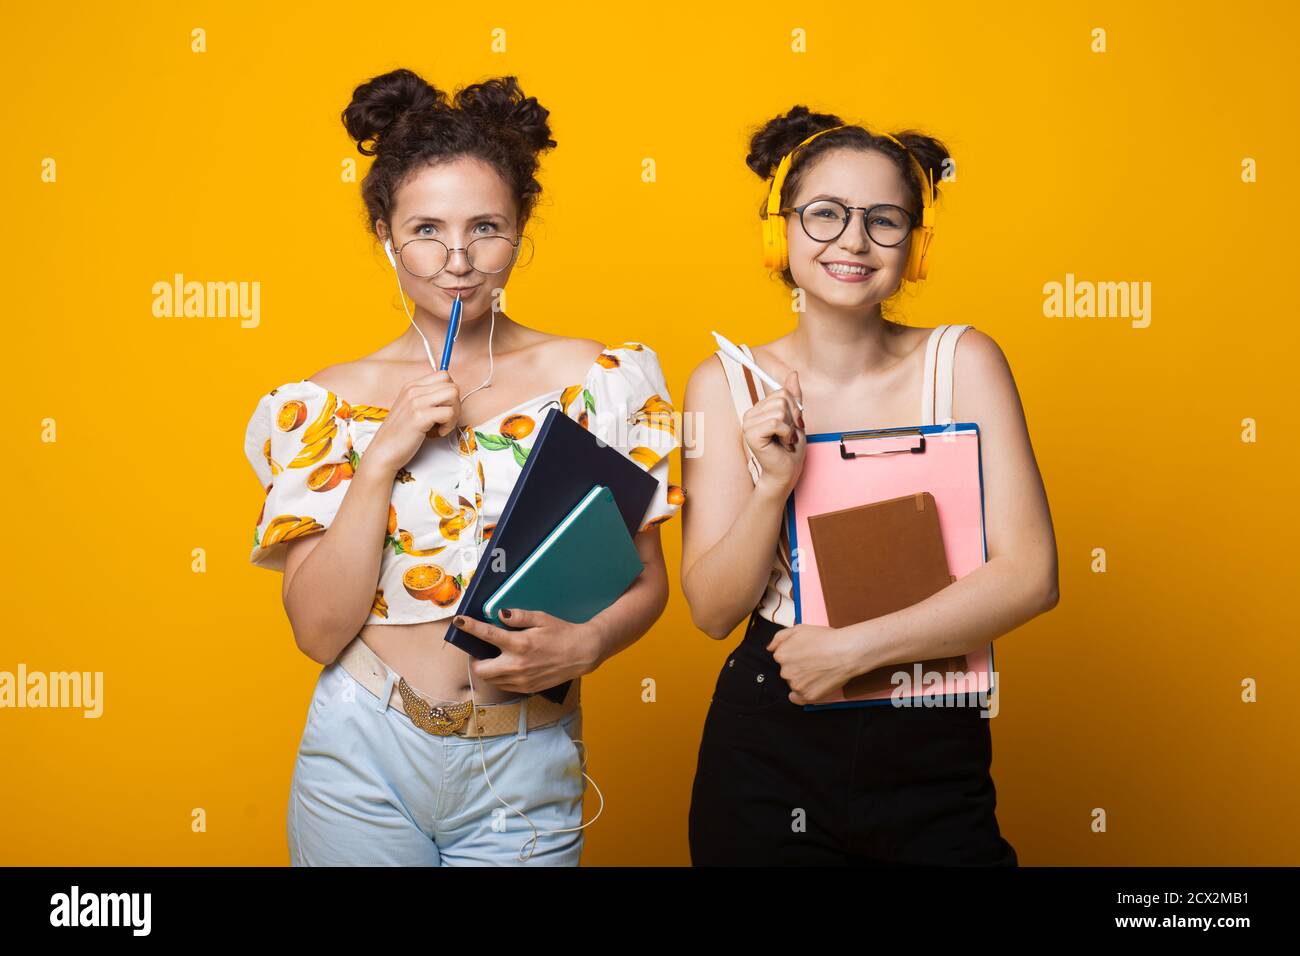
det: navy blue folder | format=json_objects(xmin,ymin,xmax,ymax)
[{"xmin": 444, "ymin": 406, "xmax": 658, "ymax": 704}]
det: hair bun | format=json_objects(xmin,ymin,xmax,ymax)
[
  {"xmin": 746, "ymin": 105, "xmax": 845, "ymax": 180},
  {"xmin": 341, "ymin": 68, "xmax": 448, "ymax": 156},
  {"xmin": 454, "ymin": 76, "xmax": 556, "ymax": 153},
  {"xmin": 889, "ymin": 129, "xmax": 950, "ymax": 194}
]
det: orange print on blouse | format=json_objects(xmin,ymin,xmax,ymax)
[
  {"xmin": 252, "ymin": 344, "xmax": 686, "ymax": 580},
  {"xmin": 253, "ymin": 389, "xmax": 387, "ymax": 554}
]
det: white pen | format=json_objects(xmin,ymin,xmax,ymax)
[{"xmin": 711, "ymin": 330, "xmax": 805, "ymax": 413}]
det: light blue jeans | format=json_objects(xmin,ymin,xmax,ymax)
[{"xmin": 287, "ymin": 659, "xmax": 586, "ymax": 866}]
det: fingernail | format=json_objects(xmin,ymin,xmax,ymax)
[
  {"xmin": 500, "ymin": 608, "xmax": 512, "ymax": 619},
  {"xmin": 453, "ymin": 616, "xmax": 464, "ymax": 627}
]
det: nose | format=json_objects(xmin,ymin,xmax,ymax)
[
  {"xmin": 443, "ymin": 246, "xmax": 474, "ymax": 277},
  {"xmin": 835, "ymin": 209, "xmax": 871, "ymax": 253}
]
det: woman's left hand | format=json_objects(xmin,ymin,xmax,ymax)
[
  {"xmin": 457, "ymin": 609, "xmax": 602, "ymax": 694},
  {"xmin": 766, "ymin": 623, "xmax": 871, "ymax": 705}
]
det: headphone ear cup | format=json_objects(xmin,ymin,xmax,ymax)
[
  {"xmin": 383, "ymin": 239, "xmax": 396, "ymax": 269},
  {"xmin": 761, "ymin": 216, "xmax": 789, "ymax": 273},
  {"xmin": 907, "ymin": 168, "xmax": 937, "ymax": 282},
  {"xmin": 908, "ymin": 224, "xmax": 933, "ymax": 282}
]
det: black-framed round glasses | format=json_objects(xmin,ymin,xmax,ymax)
[
  {"xmin": 392, "ymin": 234, "xmax": 526, "ymax": 278},
  {"xmin": 779, "ymin": 200, "xmax": 919, "ymax": 248}
]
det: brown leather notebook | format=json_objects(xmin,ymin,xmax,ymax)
[{"xmin": 806, "ymin": 491, "xmax": 968, "ymax": 698}]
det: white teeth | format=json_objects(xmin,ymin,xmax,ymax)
[{"xmin": 824, "ymin": 263, "xmax": 873, "ymax": 276}]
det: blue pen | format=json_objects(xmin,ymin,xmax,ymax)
[{"xmin": 438, "ymin": 292, "xmax": 462, "ymax": 371}]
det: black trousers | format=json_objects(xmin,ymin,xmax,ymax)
[{"xmin": 688, "ymin": 611, "xmax": 1018, "ymax": 866}]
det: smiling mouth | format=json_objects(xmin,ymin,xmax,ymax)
[{"xmin": 820, "ymin": 262, "xmax": 876, "ymax": 278}]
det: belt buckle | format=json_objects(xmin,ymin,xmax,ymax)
[{"xmin": 397, "ymin": 677, "xmax": 473, "ymax": 736}]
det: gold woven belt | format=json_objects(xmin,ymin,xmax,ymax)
[
  {"xmin": 396, "ymin": 678, "xmax": 475, "ymax": 735},
  {"xmin": 334, "ymin": 636, "xmax": 579, "ymax": 739}
]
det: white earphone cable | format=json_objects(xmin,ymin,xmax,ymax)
[
  {"xmin": 465, "ymin": 658, "xmax": 605, "ymax": 862},
  {"xmin": 388, "ymin": 241, "xmax": 495, "ymax": 402},
  {"xmin": 386, "ymin": 238, "xmax": 603, "ymax": 861}
]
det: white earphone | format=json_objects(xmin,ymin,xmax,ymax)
[{"xmin": 385, "ymin": 230, "xmax": 601, "ymax": 859}]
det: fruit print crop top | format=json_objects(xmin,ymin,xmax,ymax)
[
  {"xmin": 244, "ymin": 341, "xmax": 685, "ymax": 625},
  {"xmin": 715, "ymin": 324, "xmax": 972, "ymax": 627}
]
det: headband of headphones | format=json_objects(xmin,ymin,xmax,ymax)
[{"xmin": 763, "ymin": 123, "xmax": 936, "ymax": 227}]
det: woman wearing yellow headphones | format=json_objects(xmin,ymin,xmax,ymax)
[{"xmin": 680, "ymin": 106, "xmax": 1058, "ymax": 865}]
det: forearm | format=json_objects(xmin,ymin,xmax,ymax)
[
  {"xmin": 684, "ymin": 476, "xmax": 789, "ymax": 639},
  {"xmin": 846, "ymin": 554, "xmax": 1056, "ymax": 678},
  {"xmin": 284, "ymin": 458, "xmax": 395, "ymax": 664},
  {"xmin": 583, "ymin": 543, "xmax": 670, "ymax": 671}
]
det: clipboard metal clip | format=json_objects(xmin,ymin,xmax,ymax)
[{"xmin": 839, "ymin": 426, "xmax": 927, "ymax": 460}]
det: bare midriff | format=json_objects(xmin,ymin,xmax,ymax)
[{"xmin": 356, "ymin": 618, "xmax": 521, "ymax": 705}]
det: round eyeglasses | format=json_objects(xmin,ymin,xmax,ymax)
[
  {"xmin": 391, "ymin": 234, "xmax": 526, "ymax": 278},
  {"xmin": 779, "ymin": 200, "xmax": 919, "ymax": 248}
]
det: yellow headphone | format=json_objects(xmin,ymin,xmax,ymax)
[{"xmin": 761, "ymin": 124, "xmax": 937, "ymax": 282}]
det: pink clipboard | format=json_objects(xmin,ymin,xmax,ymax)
[{"xmin": 786, "ymin": 422, "xmax": 995, "ymax": 710}]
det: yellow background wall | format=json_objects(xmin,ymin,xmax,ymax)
[{"xmin": 4, "ymin": 0, "xmax": 1296, "ymax": 865}]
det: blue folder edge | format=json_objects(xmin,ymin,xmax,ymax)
[{"xmin": 784, "ymin": 422, "xmax": 996, "ymax": 712}]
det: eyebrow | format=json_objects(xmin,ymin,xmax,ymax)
[
  {"xmin": 805, "ymin": 193, "xmax": 899, "ymax": 207},
  {"xmin": 401, "ymin": 213, "xmax": 507, "ymax": 226}
]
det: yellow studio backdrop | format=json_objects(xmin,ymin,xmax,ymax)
[{"xmin": 3, "ymin": 0, "xmax": 1297, "ymax": 865}]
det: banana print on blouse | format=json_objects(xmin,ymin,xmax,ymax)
[{"xmin": 244, "ymin": 341, "xmax": 686, "ymax": 626}]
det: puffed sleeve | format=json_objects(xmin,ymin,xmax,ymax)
[
  {"xmin": 243, "ymin": 383, "xmax": 357, "ymax": 572},
  {"xmin": 565, "ymin": 342, "xmax": 686, "ymax": 533}
]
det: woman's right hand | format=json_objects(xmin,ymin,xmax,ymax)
[
  {"xmin": 363, "ymin": 370, "xmax": 463, "ymax": 475},
  {"xmin": 743, "ymin": 369, "xmax": 807, "ymax": 496}
]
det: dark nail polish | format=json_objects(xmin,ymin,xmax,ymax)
[
  {"xmin": 453, "ymin": 616, "xmax": 464, "ymax": 628},
  {"xmin": 500, "ymin": 608, "xmax": 512, "ymax": 619}
]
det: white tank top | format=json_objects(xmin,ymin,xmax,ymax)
[{"xmin": 715, "ymin": 323, "xmax": 973, "ymax": 626}]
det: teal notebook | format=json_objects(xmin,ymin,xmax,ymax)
[{"xmin": 481, "ymin": 484, "xmax": 644, "ymax": 627}]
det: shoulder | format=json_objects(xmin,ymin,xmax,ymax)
[
  {"xmin": 952, "ymin": 327, "xmax": 1013, "ymax": 380},
  {"xmin": 305, "ymin": 359, "xmax": 377, "ymax": 402},
  {"xmin": 553, "ymin": 335, "xmax": 609, "ymax": 372},
  {"xmin": 683, "ymin": 352, "xmax": 744, "ymax": 440},
  {"xmin": 504, "ymin": 333, "xmax": 607, "ymax": 382},
  {"xmin": 950, "ymin": 327, "xmax": 1020, "ymax": 420},
  {"xmin": 556, "ymin": 335, "xmax": 607, "ymax": 357},
  {"xmin": 685, "ymin": 350, "xmax": 729, "ymax": 403}
]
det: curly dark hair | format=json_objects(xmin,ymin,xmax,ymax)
[
  {"xmin": 746, "ymin": 105, "xmax": 951, "ymax": 293},
  {"xmin": 341, "ymin": 67, "xmax": 557, "ymax": 243}
]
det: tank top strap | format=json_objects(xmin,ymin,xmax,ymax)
[
  {"xmin": 714, "ymin": 345, "xmax": 768, "ymax": 484},
  {"xmin": 716, "ymin": 345, "xmax": 794, "ymax": 624},
  {"xmin": 920, "ymin": 324, "xmax": 974, "ymax": 426}
]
